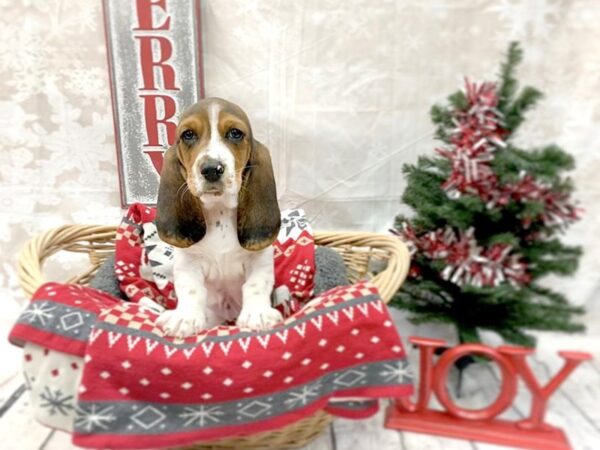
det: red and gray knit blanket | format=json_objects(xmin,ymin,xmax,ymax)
[{"xmin": 9, "ymin": 205, "xmax": 413, "ymax": 449}]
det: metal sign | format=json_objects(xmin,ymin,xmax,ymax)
[{"xmin": 102, "ymin": 0, "xmax": 204, "ymax": 206}]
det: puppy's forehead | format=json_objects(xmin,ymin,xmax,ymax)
[{"xmin": 180, "ymin": 98, "xmax": 250, "ymax": 128}]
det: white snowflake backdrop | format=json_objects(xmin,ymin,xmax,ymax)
[{"xmin": 1, "ymin": 1, "xmax": 599, "ymax": 336}]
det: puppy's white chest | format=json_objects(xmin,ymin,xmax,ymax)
[
  {"xmin": 175, "ymin": 207, "xmax": 247, "ymax": 285},
  {"xmin": 200, "ymin": 215, "xmax": 240, "ymax": 254},
  {"xmin": 201, "ymin": 248, "xmax": 246, "ymax": 286}
]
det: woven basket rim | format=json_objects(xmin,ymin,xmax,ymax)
[{"xmin": 15, "ymin": 224, "xmax": 410, "ymax": 449}]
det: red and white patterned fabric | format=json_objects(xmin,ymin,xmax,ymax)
[
  {"xmin": 8, "ymin": 204, "xmax": 413, "ymax": 448},
  {"xmin": 116, "ymin": 203, "xmax": 315, "ymax": 316},
  {"xmin": 10, "ymin": 281, "xmax": 413, "ymax": 449}
]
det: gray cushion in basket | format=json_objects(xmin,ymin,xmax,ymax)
[{"xmin": 89, "ymin": 246, "xmax": 349, "ymax": 300}]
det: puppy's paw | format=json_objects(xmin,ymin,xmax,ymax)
[
  {"xmin": 237, "ymin": 306, "xmax": 283, "ymax": 331},
  {"xmin": 157, "ymin": 309, "xmax": 207, "ymax": 338}
]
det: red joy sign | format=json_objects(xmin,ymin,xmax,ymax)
[{"xmin": 385, "ymin": 337, "xmax": 592, "ymax": 450}]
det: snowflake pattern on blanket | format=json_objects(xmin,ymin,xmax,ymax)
[
  {"xmin": 10, "ymin": 281, "xmax": 413, "ymax": 449},
  {"xmin": 9, "ymin": 204, "xmax": 413, "ymax": 449}
]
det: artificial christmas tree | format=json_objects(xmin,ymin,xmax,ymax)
[{"xmin": 392, "ymin": 43, "xmax": 583, "ymax": 346}]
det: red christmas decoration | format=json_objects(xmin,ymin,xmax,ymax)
[
  {"xmin": 399, "ymin": 78, "xmax": 581, "ymax": 289},
  {"xmin": 437, "ymin": 79, "xmax": 506, "ymax": 202},
  {"xmin": 436, "ymin": 79, "xmax": 579, "ymax": 228},
  {"xmin": 385, "ymin": 336, "xmax": 593, "ymax": 450},
  {"xmin": 508, "ymin": 172, "xmax": 581, "ymax": 228},
  {"xmin": 393, "ymin": 43, "xmax": 583, "ymax": 348},
  {"xmin": 394, "ymin": 224, "xmax": 530, "ymax": 288}
]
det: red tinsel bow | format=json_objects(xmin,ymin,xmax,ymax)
[
  {"xmin": 395, "ymin": 224, "xmax": 530, "ymax": 288},
  {"xmin": 507, "ymin": 172, "xmax": 581, "ymax": 228},
  {"xmin": 437, "ymin": 79, "xmax": 506, "ymax": 201},
  {"xmin": 437, "ymin": 79, "xmax": 580, "ymax": 229}
]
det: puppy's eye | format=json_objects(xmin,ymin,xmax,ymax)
[
  {"xmin": 181, "ymin": 129, "xmax": 197, "ymax": 144},
  {"xmin": 226, "ymin": 128, "xmax": 244, "ymax": 143}
]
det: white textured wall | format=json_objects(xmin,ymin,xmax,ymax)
[{"xmin": 1, "ymin": 1, "xmax": 598, "ymax": 336}]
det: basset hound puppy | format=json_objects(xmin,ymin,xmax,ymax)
[{"xmin": 155, "ymin": 98, "xmax": 282, "ymax": 338}]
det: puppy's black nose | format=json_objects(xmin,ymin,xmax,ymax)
[{"xmin": 200, "ymin": 160, "xmax": 225, "ymax": 182}]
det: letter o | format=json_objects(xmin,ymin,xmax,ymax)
[{"xmin": 433, "ymin": 344, "xmax": 517, "ymax": 420}]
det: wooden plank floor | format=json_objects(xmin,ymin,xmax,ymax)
[{"xmin": 2, "ymin": 306, "xmax": 599, "ymax": 449}]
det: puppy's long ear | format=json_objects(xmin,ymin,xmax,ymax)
[
  {"xmin": 237, "ymin": 140, "xmax": 281, "ymax": 250},
  {"xmin": 156, "ymin": 146, "xmax": 206, "ymax": 248}
]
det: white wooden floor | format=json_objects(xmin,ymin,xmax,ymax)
[{"xmin": 1, "ymin": 308, "xmax": 599, "ymax": 450}]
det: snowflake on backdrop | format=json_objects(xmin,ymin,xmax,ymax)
[
  {"xmin": 70, "ymin": 200, "xmax": 122, "ymax": 225},
  {"xmin": 379, "ymin": 361, "xmax": 413, "ymax": 384},
  {"xmin": 404, "ymin": 33, "xmax": 424, "ymax": 53},
  {"xmin": 39, "ymin": 387, "xmax": 74, "ymax": 416},
  {"xmin": 0, "ymin": 101, "xmax": 40, "ymax": 147},
  {"xmin": 21, "ymin": 302, "xmax": 56, "ymax": 326},
  {"xmin": 284, "ymin": 383, "xmax": 321, "ymax": 408},
  {"xmin": 64, "ymin": 67, "xmax": 106, "ymax": 102},
  {"xmin": 61, "ymin": 113, "xmax": 113, "ymax": 170},
  {"xmin": 5, "ymin": 67, "xmax": 58, "ymax": 102},
  {"xmin": 0, "ymin": 263, "xmax": 25, "ymax": 304},
  {"xmin": 0, "ymin": 24, "xmax": 47, "ymax": 73},
  {"xmin": 75, "ymin": 404, "xmax": 117, "ymax": 432},
  {"xmin": 489, "ymin": 0, "xmax": 560, "ymax": 41},
  {"xmin": 179, "ymin": 405, "xmax": 225, "ymax": 427},
  {"xmin": 41, "ymin": 85, "xmax": 114, "ymax": 181},
  {"xmin": 70, "ymin": 1, "xmax": 100, "ymax": 33},
  {"xmin": 0, "ymin": 187, "xmax": 57, "ymax": 245},
  {"xmin": 25, "ymin": 0, "xmax": 99, "ymax": 39}
]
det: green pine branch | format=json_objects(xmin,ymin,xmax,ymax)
[
  {"xmin": 392, "ymin": 42, "xmax": 584, "ymax": 347},
  {"xmin": 504, "ymin": 86, "xmax": 544, "ymax": 132},
  {"xmin": 497, "ymin": 41, "xmax": 523, "ymax": 112},
  {"xmin": 493, "ymin": 144, "xmax": 575, "ymax": 184}
]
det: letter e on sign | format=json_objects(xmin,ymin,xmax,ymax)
[{"xmin": 102, "ymin": 0, "xmax": 204, "ymax": 206}]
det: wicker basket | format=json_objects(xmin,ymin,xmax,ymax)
[{"xmin": 17, "ymin": 225, "xmax": 410, "ymax": 450}]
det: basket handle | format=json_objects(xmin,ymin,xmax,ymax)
[{"xmin": 17, "ymin": 224, "xmax": 117, "ymax": 299}]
